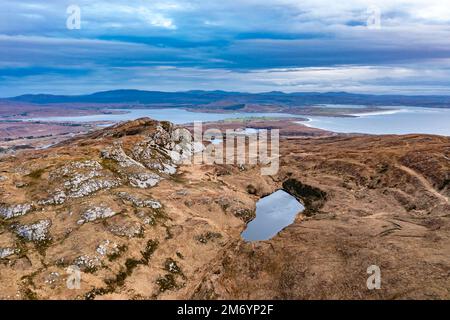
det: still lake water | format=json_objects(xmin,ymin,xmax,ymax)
[
  {"xmin": 24, "ymin": 108, "xmax": 300, "ymax": 124},
  {"xmin": 300, "ymin": 107, "xmax": 450, "ymax": 136},
  {"xmin": 24, "ymin": 106, "xmax": 450, "ymax": 136},
  {"xmin": 241, "ymin": 190, "xmax": 304, "ymax": 241}
]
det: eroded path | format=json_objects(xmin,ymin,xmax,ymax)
[{"xmin": 397, "ymin": 164, "xmax": 448, "ymax": 204}]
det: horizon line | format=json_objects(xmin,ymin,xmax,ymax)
[{"xmin": 4, "ymin": 89, "xmax": 450, "ymax": 100}]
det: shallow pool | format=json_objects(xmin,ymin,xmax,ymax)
[{"xmin": 241, "ymin": 190, "xmax": 304, "ymax": 241}]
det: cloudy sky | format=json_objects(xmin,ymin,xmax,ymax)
[{"xmin": 1, "ymin": 0, "xmax": 450, "ymax": 96}]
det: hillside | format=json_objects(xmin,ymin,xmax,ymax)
[{"xmin": 0, "ymin": 118, "xmax": 449, "ymax": 299}]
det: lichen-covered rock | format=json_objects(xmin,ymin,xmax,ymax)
[
  {"xmin": 70, "ymin": 179, "xmax": 121, "ymax": 198},
  {"xmin": 51, "ymin": 160, "xmax": 121, "ymax": 199},
  {"xmin": 38, "ymin": 190, "xmax": 67, "ymax": 206},
  {"xmin": 0, "ymin": 247, "xmax": 18, "ymax": 259},
  {"xmin": 130, "ymin": 125, "xmax": 203, "ymax": 175},
  {"xmin": 131, "ymin": 140, "xmax": 173, "ymax": 173},
  {"xmin": 117, "ymin": 192, "xmax": 162, "ymax": 209},
  {"xmin": 15, "ymin": 219, "xmax": 52, "ymax": 242},
  {"xmin": 162, "ymin": 163, "xmax": 177, "ymax": 175},
  {"xmin": 0, "ymin": 203, "xmax": 34, "ymax": 220},
  {"xmin": 53, "ymin": 160, "xmax": 102, "ymax": 178},
  {"xmin": 74, "ymin": 255, "xmax": 102, "ymax": 272},
  {"xmin": 152, "ymin": 124, "xmax": 174, "ymax": 148},
  {"xmin": 95, "ymin": 240, "xmax": 122, "ymax": 257},
  {"xmin": 128, "ymin": 172, "xmax": 161, "ymax": 189},
  {"xmin": 101, "ymin": 144, "xmax": 145, "ymax": 169},
  {"xmin": 79, "ymin": 206, "xmax": 116, "ymax": 224}
]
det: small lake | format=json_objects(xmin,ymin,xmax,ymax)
[
  {"xmin": 300, "ymin": 107, "xmax": 450, "ymax": 136},
  {"xmin": 241, "ymin": 190, "xmax": 304, "ymax": 242}
]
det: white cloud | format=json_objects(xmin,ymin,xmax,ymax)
[
  {"xmin": 136, "ymin": 6, "xmax": 176, "ymax": 29},
  {"xmin": 3, "ymin": 64, "xmax": 450, "ymax": 96},
  {"xmin": 2, "ymin": 0, "xmax": 450, "ymax": 94}
]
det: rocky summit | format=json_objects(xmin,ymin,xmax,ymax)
[{"xmin": 0, "ymin": 118, "xmax": 449, "ymax": 300}]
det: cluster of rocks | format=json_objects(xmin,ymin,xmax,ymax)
[
  {"xmin": 0, "ymin": 121, "xmax": 205, "ymax": 268},
  {"xmin": 37, "ymin": 123, "xmax": 203, "ymax": 208},
  {"xmin": 117, "ymin": 192, "xmax": 162, "ymax": 209},
  {"xmin": 132, "ymin": 139, "xmax": 175, "ymax": 174},
  {"xmin": 78, "ymin": 206, "xmax": 116, "ymax": 224},
  {"xmin": 131, "ymin": 125, "xmax": 203, "ymax": 174},
  {"xmin": 48, "ymin": 160, "xmax": 121, "ymax": 201},
  {"xmin": 101, "ymin": 142, "xmax": 165, "ymax": 189},
  {"xmin": 73, "ymin": 240, "xmax": 124, "ymax": 272},
  {"xmin": 14, "ymin": 219, "xmax": 52, "ymax": 242},
  {"xmin": 70, "ymin": 179, "xmax": 121, "ymax": 198},
  {"xmin": 0, "ymin": 203, "xmax": 34, "ymax": 220},
  {"xmin": 134, "ymin": 210, "xmax": 158, "ymax": 226},
  {"xmin": 128, "ymin": 172, "xmax": 161, "ymax": 189},
  {"xmin": 71, "ymin": 239, "xmax": 125, "ymax": 274},
  {"xmin": 53, "ymin": 160, "xmax": 102, "ymax": 178},
  {"xmin": 73, "ymin": 255, "xmax": 102, "ymax": 272},
  {"xmin": 95, "ymin": 239, "xmax": 122, "ymax": 257}
]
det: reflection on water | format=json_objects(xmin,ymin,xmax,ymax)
[{"xmin": 242, "ymin": 190, "xmax": 304, "ymax": 242}]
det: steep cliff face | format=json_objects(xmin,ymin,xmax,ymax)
[{"xmin": 0, "ymin": 119, "xmax": 449, "ymax": 300}]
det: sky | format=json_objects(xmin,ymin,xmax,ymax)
[{"xmin": 1, "ymin": 0, "xmax": 450, "ymax": 96}]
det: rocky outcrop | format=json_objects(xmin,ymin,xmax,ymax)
[
  {"xmin": 117, "ymin": 192, "xmax": 162, "ymax": 209},
  {"xmin": 73, "ymin": 255, "xmax": 102, "ymax": 272},
  {"xmin": 79, "ymin": 206, "xmax": 116, "ymax": 224},
  {"xmin": 0, "ymin": 203, "xmax": 34, "ymax": 219},
  {"xmin": 14, "ymin": 219, "xmax": 52, "ymax": 242},
  {"xmin": 101, "ymin": 143, "xmax": 145, "ymax": 169},
  {"xmin": 96, "ymin": 240, "xmax": 122, "ymax": 257},
  {"xmin": 51, "ymin": 160, "xmax": 121, "ymax": 200},
  {"xmin": 27, "ymin": 120, "xmax": 202, "ymax": 213},
  {"xmin": 70, "ymin": 179, "xmax": 121, "ymax": 198},
  {"xmin": 128, "ymin": 172, "xmax": 161, "ymax": 189},
  {"xmin": 0, "ymin": 248, "xmax": 18, "ymax": 259}
]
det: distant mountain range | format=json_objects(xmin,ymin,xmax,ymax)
[{"xmin": 3, "ymin": 90, "xmax": 450, "ymax": 108}]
